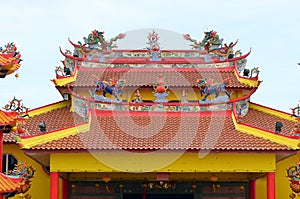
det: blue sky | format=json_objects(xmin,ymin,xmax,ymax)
[{"xmin": 1, "ymin": 0, "xmax": 300, "ymax": 112}]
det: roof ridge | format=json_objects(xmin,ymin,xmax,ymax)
[
  {"xmin": 16, "ymin": 121, "xmax": 90, "ymax": 149},
  {"xmin": 52, "ymin": 65, "xmax": 79, "ymax": 86},
  {"xmin": 232, "ymin": 112, "xmax": 299, "ymax": 149},
  {"xmin": 77, "ymin": 66, "xmax": 235, "ymax": 72},
  {"xmin": 28, "ymin": 100, "xmax": 71, "ymax": 118},
  {"xmin": 233, "ymin": 67, "xmax": 261, "ymax": 87},
  {"xmin": 249, "ymin": 102, "xmax": 295, "ymax": 122}
]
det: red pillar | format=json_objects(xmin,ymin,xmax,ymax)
[
  {"xmin": 50, "ymin": 172, "xmax": 59, "ymax": 199},
  {"xmin": 0, "ymin": 131, "xmax": 3, "ymax": 199},
  {"xmin": 249, "ymin": 179, "xmax": 256, "ymax": 199},
  {"xmin": 62, "ymin": 178, "xmax": 69, "ymax": 199},
  {"xmin": 267, "ymin": 172, "xmax": 276, "ymax": 199}
]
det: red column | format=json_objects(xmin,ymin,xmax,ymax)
[
  {"xmin": 0, "ymin": 131, "xmax": 3, "ymax": 199},
  {"xmin": 267, "ymin": 172, "xmax": 276, "ymax": 199},
  {"xmin": 0, "ymin": 131, "xmax": 3, "ymax": 172},
  {"xmin": 249, "ymin": 179, "xmax": 256, "ymax": 199},
  {"xmin": 50, "ymin": 172, "xmax": 59, "ymax": 199},
  {"xmin": 62, "ymin": 178, "xmax": 69, "ymax": 199}
]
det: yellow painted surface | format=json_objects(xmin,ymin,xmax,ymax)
[
  {"xmin": 250, "ymin": 103, "xmax": 296, "ymax": 122},
  {"xmin": 53, "ymin": 67, "xmax": 78, "ymax": 86},
  {"xmin": 232, "ymin": 113, "xmax": 299, "ymax": 149},
  {"xmin": 256, "ymin": 176, "xmax": 267, "ymax": 199},
  {"xmin": 50, "ymin": 152, "xmax": 276, "ymax": 173},
  {"xmin": 276, "ymin": 151, "xmax": 300, "ymax": 198},
  {"xmin": 234, "ymin": 69, "xmax": 259, "ymax": 87},
  {"xmin": 3, "ymin": 144, "xmax": 50, "ymax": 199},
  {"xmin": 28, "ymin": 100, "xmax": 70, "ymax": 117},
  {"xmin": 17, "ymin": 122, "xmax": 89, "ymax": 149},
  {"xmin": 256, "ymin": 152, "xmax": 300, "ymax": 198}
]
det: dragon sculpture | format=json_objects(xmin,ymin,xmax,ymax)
[
  {"xmin": 78, "ymin": 29, "xmax": 125, "ymax": 52},
  {"xmin": 183, "ymin": 30, "xmax": 238, "ymax": 59},
  {"xmin": 287, "ymin": 160, "xmax": 300, "ymax": 196},
  {"xmin": 5, "ymin": 162, "xmax": 35, "ymax": 198}
]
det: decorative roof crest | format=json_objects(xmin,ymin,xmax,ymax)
[{"xmin": 78, "ymin": 29, "xmax": 125, "ymax": 51}]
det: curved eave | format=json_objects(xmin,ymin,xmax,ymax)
[
  {"xmin": 0, "ymin": 111, "xmax": 17, "ymax": 126},
  {"xmin": 232, "ymin": 103, "xmax": 299, "ymax": 150},
  {"xmin": 234, "ymin": 67, "xmax": 260, "ymax": 88},
  {"xmin": 27, "ymin": 100, "xmax": 70, "ymax": 117},
  {"xmin": 59, "ymin": 45, "xmax": 251, "ymax": 65},
  {"xmin": 68, "ymin": 37, "xmax": 86, "ymax": 48},
  {"xmin": 0, "ymin": 173, "xmax": 24, "ymax": 193},
  {"xmin": 15, "ymin": 121, "xmax": 90, "ymax": 149},
  {"xmin": 52, "ymin": 65, "xmax": 78, "ymax": 87},
  {"xmin": 231, "ymin": 39, "xmax": 239, "ymax": 48},
  {"xmin": 59, "ymin": 46, "xmax": 76, "ymax": 59},
  {"xmin": 249, "ymin": 103, "xmax": 296, "ymax": 122}
]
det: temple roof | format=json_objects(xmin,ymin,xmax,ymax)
[
  {"xmin": 0, "ymin": 111, "xmax": 17, "ymax": 126},
  {"xmin": 66, "ymin": 67, "xmax": 255, "ymax": 88},
  {"xmin": 27, "ymin": 112, "xmax": 291, "ymax": 151},
  {"xmin": 0, "ymin": 173, "xmax": 23, "ymax": 193},
  {"xmin": 0, "ymin": 42, "xmax": 22, "ymax": 78},
  {"xmin": 12, "ymin": 101, "xmax": 298, "ymax": 151},
  {"xmin": 238, "ymin": 103, "xmax": 295, "ymax": 136}
]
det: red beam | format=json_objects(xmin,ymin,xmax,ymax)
[
  {"xmin": 0, "ymin": 132, "xmax": 3, "ymax": 199},
  {"xmin": 249, "ymin": 179, "xmax": 256, "ymax": 199},
  {"xmin": 62, "ymin": 179, "xmax": 69, "ymax": 199},
  {"xmin": 50, "ymin": 172, "xmax": 59, "ymax": 199},
  {"xmin": 267, "ymin": 172, "xmax": 276, "ymax": 199}
]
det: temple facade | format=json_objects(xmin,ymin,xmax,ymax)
[{"xmin": 2, "ymin": 29, "xmax": 300, "ymax": 199}]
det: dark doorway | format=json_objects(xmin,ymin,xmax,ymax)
[{"xmin": 123, "ymin": 193, "xmax": 194, "ymax": 199}]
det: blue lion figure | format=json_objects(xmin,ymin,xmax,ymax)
[
  {"xmin": 92, "ymin": 78, "xmax": 125, "ymax": 101},
  {"xmin": 197, "ymin": 79, "xmax": 231, "ymax": 101}
]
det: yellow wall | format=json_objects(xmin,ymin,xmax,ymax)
[
  {"xmin": 50, "ymin": 151, "xmax": 276, "ymax": 173},
  {"xmin": 276, "ymin": 151, "xmax": 300, "ymax": 198},
  {"xmin": 3, "ymin": 144, "xmax": 50, "ymax": 199},
  {"xmin": 3, "ymin": 144, "xmax": 67, "ymax": 199},
  {"xmin": 7, "ymin": 143, "xmax": 297, "ymax": 198},
  {"xmin": 255, "ymin": 152, "xmax": 300, "ymax": 198},
  {"xmin": 256, "ymin": 176, "xmax": 267, "ymax": 199}
]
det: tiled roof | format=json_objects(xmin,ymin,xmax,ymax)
[
  {"xmin": 0, "ymin": 173, "xmax": 23, "ymax": 193},
  {"xmin": 69, "ymin": 68, "xmax": 252, "ymax": 88},
  {"xmin": 0, "ymin": 111, "xmax": 17, "ymax": 125},
  {"xmin": 30, "ymin": 112, "xmax": 291, "ymax": 151},
  {"xmin": 3, "ymin": 131, "xmax": 19, "ymax": 143},
  {"xmin": 0, "ymin": 54, "xmax": 16, "ymax": 65},
  {"xmin": 3, "ymin": 105, "xmax": 84, "ymax": 143},
  {"xmin": 239, "ymin": 108, "xmax": 295, "ymax": 136}
]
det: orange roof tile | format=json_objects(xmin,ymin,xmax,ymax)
[
  {"xmin": 0, "ymin": 173, "xmax": 23, "ymax": 193},
  {"xmin": 0, "ymin": 111, "xmax": 17, "ymax": 126},
  {"xmin": 3, "ymin": 105, "xmax": 84, "ymax": 143},
  {"xmin": 0, "ymin": 54, "xmax": 16, "ymax": 65},
  {"xmin": 239, "ymin": 108, "xmax": 295, "ymax": 136},
  {"xmin": 29, "ymin": 112, "xmax": 291, "ymax": 151},
  {"xmin": 69, "ymin": 67, "xmax": 252, "ymax": 88}
]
